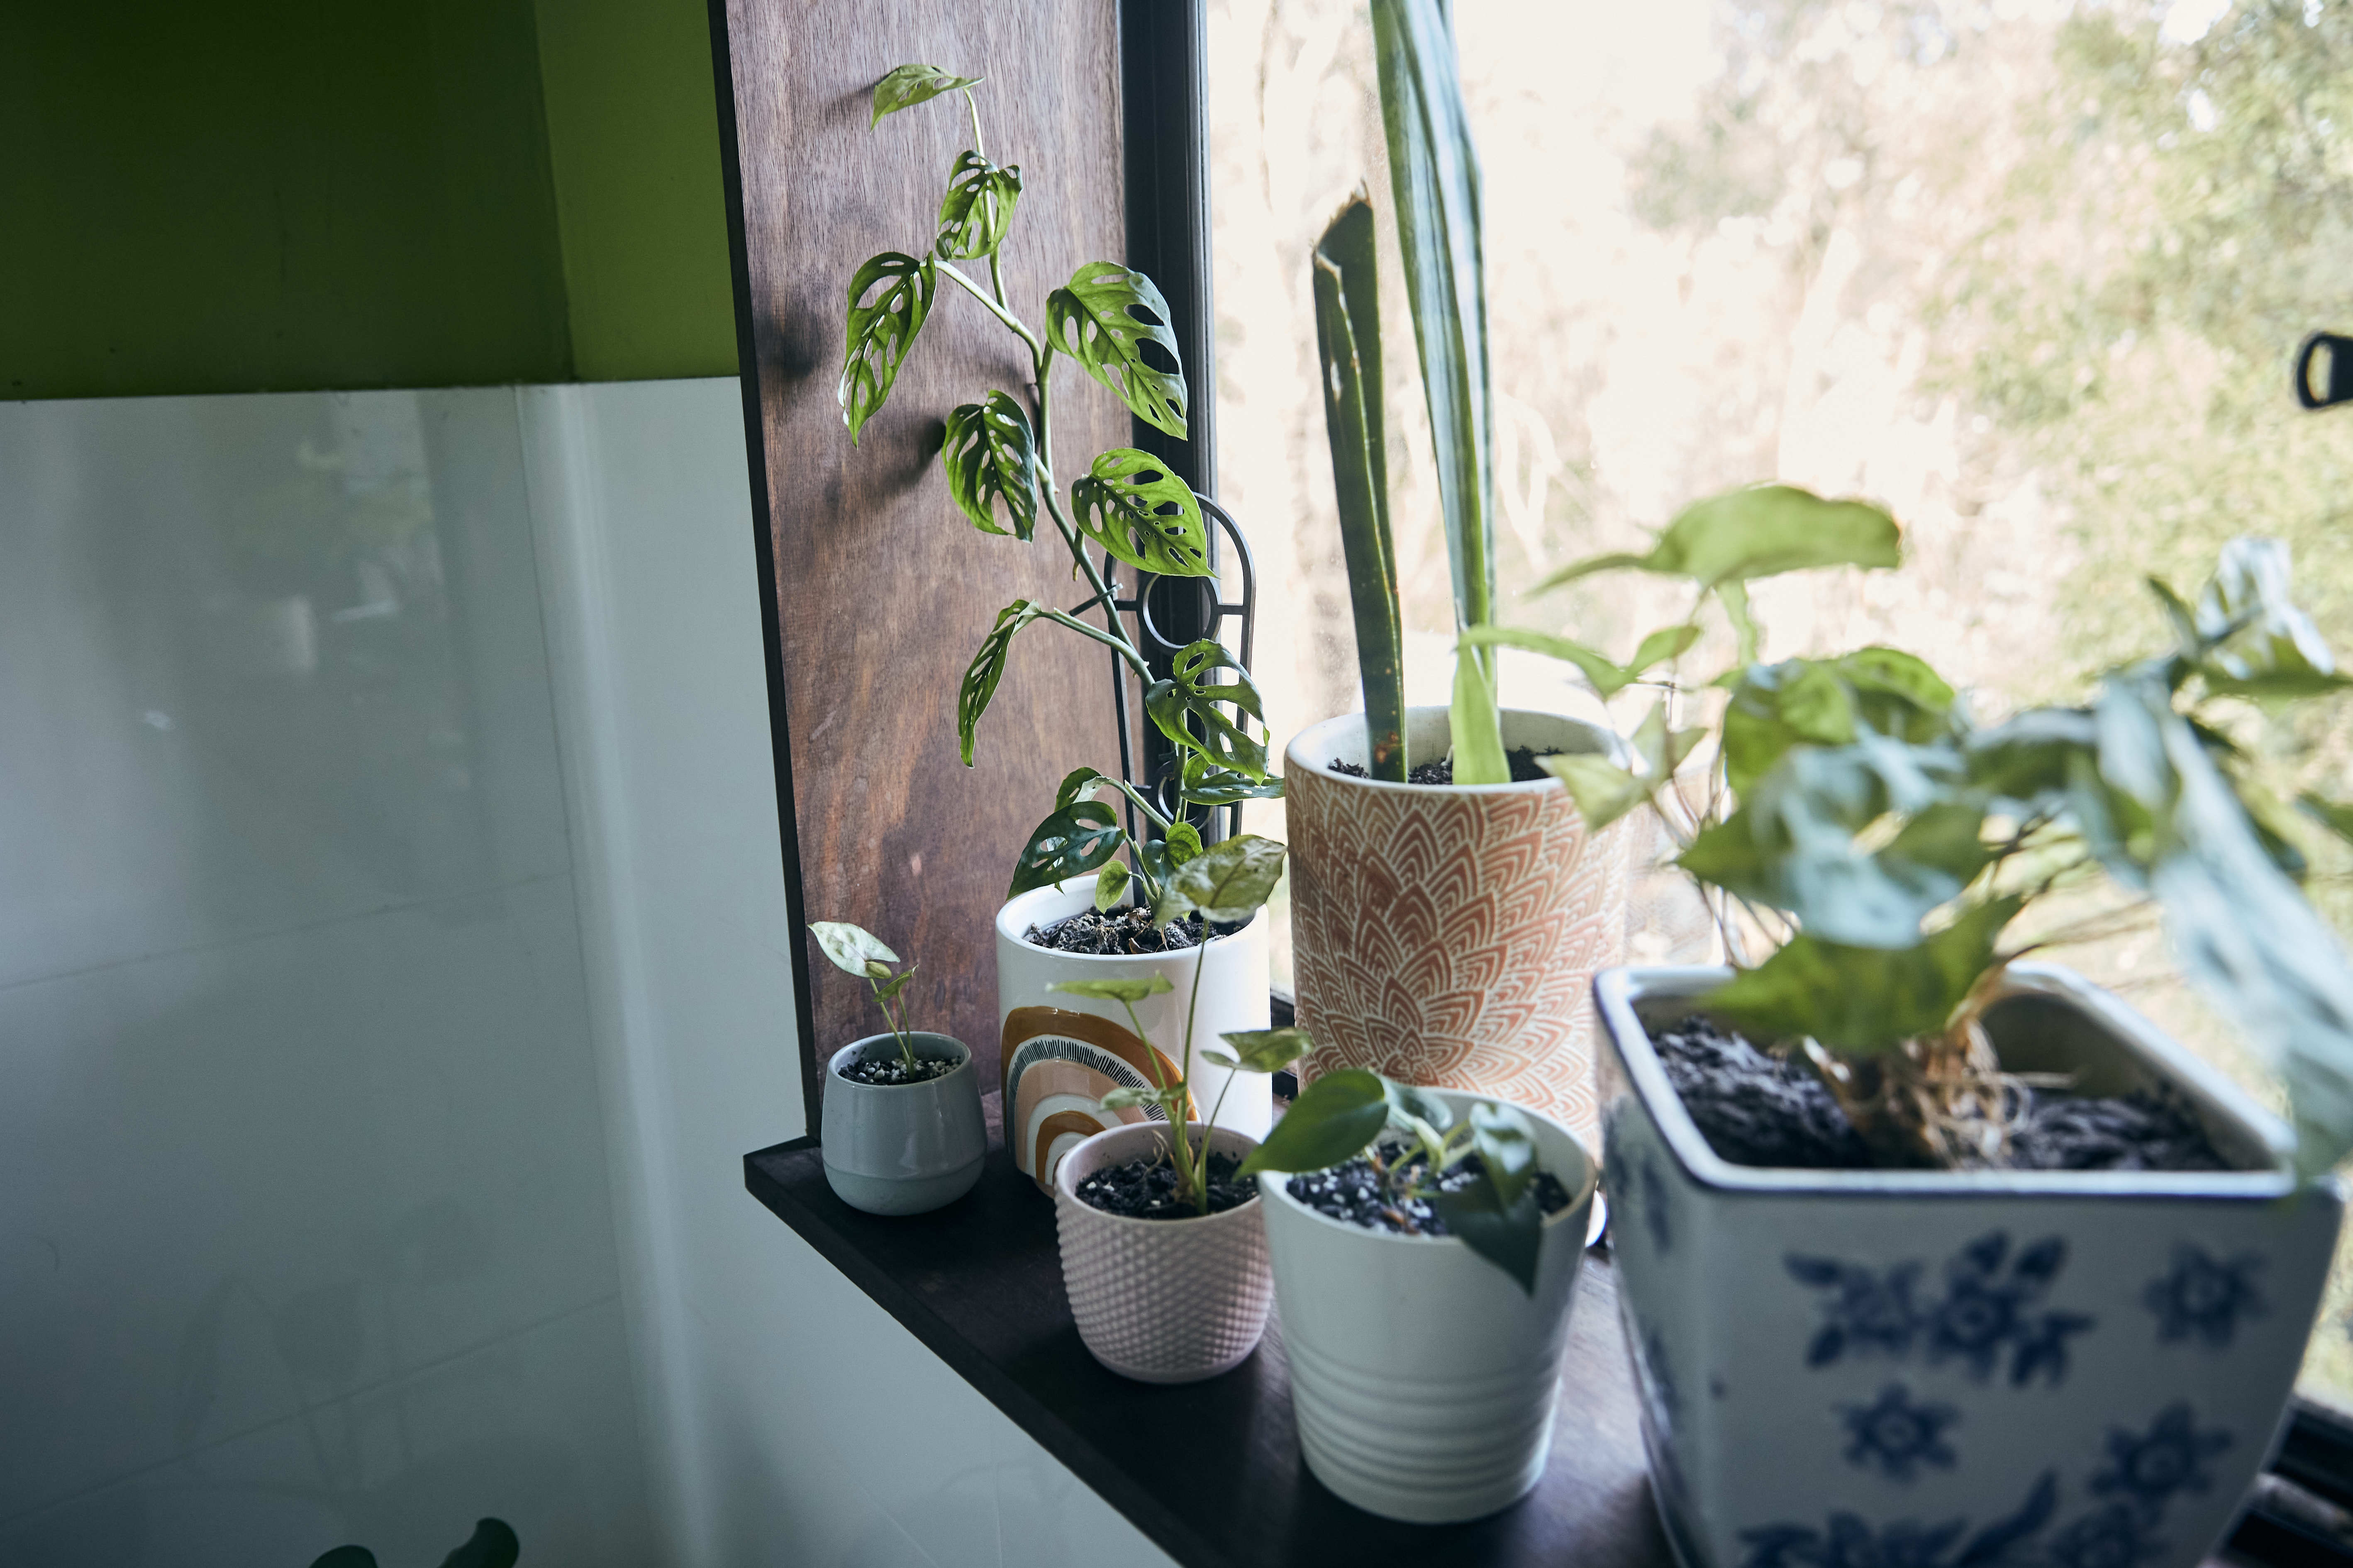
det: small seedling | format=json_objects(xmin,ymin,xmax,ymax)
[
  {"xmin": 1244, "ymin": 1064, "xmax": 1550, "ymax": 1293},
  {"xmin": 810, "ymin": 920, "xmax": 921, "ymax": 1068},
  {"xmin": 1046, "ymin": 835, "xmax": 1293, "ymax": 1215}
]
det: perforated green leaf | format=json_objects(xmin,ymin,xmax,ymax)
[
  {"xmin": 1045, "ymin": 263, "xmax": 1188, "ymax": 438},
  {"xmin": 1146, "ymin": 640, "xmax": 1268, "ymax": 780},
  {"xmin": 936, "ymin": 151, "xmax": 1022, "ymax": 259},
  {"xmin": 870, "ymin": 64, "xmax": 980, "ymax": 126},
  {"xmin": 1007, "ymin": 799, "xmax": 1124, "ymax": 899},
  {"xmin": 941, "ymin": 392, "xmax": 1039, "ymax": 539},
  {"xmin": 958, "ymin": 600, "xmax": 1042, "ymax": 765},
  {"xmin": 840, "ymin": 252, "xmax": 936, "ymax": 444},
  {"xmin": 1070, "ymin": 449, "xmax": 1211, "ymax": 575}
]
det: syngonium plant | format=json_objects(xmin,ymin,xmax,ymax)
[
  {"xmin": 1311, "ymin": 0, "xmax": 1509, "ymax": 783},
  {"xmin": 840, "ymin": 65, "xmax": 1281, "ymax": 916},
  {"xmin": 1046, "ymin": 835, "xmax": 1292, "ymax": 1214},
  {"xmin": 810, "ymin": 920, "xmax": 922, "ymax": 1066},
  {"xmin": 1486, "ymin": 484, "xmax": 2353, "ymax": 1176}
]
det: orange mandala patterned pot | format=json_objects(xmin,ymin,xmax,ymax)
[{"xmin": 1285, "ymin": 706, "xmax": 1629, "ymax": 1144}]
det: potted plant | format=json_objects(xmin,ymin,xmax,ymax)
[
  {"xmin": 1241, "ymin": 1061, "xmax": 1600, "ymax": 1522},
  {"xmin": 810, "ymin": 920, "xmax": 987, "ymax": 1217},
  {"xmin": 1044, "ymin": 837, "xmax": 1292, "ymax": 1382},
  {"xmin": 1514, "ymin": 518, "xmax": 2352, "ymax": 1568},
  {"xmin": 841, "ymin": 66, "xmax": 1284, "ymax": 1180},
  {"xmin": 1289, "ymin": 0, "xmax": 1626, "ymax": 1142}
]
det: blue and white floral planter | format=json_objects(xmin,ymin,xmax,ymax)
[{"xmin": 1594, "ymin": 963, "xmax": 2343, "ymax": 1568}]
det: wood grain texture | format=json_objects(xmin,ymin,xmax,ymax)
[{"xmin": 717, "ymin": 0, "xmax": 1130, "ymax": 1095}]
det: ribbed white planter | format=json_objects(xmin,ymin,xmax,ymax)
[
  {"xmin": 997, "ymin": 882, "xmax": 1270, "ymax": 1192},
  {"xmin": 1285, "ymin": 706, "xmax": 1629, "ymax": 1145},
  {"xmin": 820, "ymin": 1032, "xmax": 988, "ymax": 1216},
  {"xmin": 1052, "ymin": 1120, "xmax": 1273, "ymax": 1384},
  {"xmin": 1259, "ymin": 1088, "xmax": 1600, "ymax": 1522}
]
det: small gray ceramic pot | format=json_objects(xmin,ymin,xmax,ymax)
[
  {"xmin": 1594, "ymin": 963, "xmax": 2343, "ymax": 1568},
  {"xmin": 821, "ymin": 1032, "xmax": 987, "ymax": 1216}
]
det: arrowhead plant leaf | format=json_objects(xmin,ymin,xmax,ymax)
[
  {"xmin": 1537, "ymin": 485, "xmax": 1900, "ymax": 593},
  {"xmin": 1048, "ymin": 975, "xmax": 1176, "ymax": 1004},
  {"xmin": 1153, "ymin": 834, "xmax": 1286, "ymax": 925},
  {"xmin": 810, "ymin": 920, "xmax": 899, "ymax": 976}
]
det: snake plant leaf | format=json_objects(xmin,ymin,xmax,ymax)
[
  {"xmin": 1093, "ymin": 857, "xmax": 1131, "ymax": 911},
  {"xmin": 941, "ymin": 392, "xmax": 1039, "ymax": 539},
  {"xmin": 1070, "ymin": 449, "xmax": 1212, "ymax": 576},
  {"xmin": 1452, "ymin": 648, "xmax": 1509, "ymax": 784},
  {"xmin": 1537, "ymin": 486, "xmax": 1901, "ymax": 593},
  {"xmin": 1312, "ymin": 196, "xmax": 1407, "ymax": 779},
  {"xmin": 958, "ymin": 599, "xmax": 1044, "ymax": 765},
  {"xmin": 1704, "ymin": 895, "xmax": 2023, "ymax": 1055},
  {"xmin": 936, "ymin": 151, "xmax": 1023, "ymax": 259},
  {"xmin": 1146, "ymin": 640, "xmax": 1269, "ymax": 779},
  {"xmin": 2299, "ymin": 791, "xmax": 2353, "ymax": 847},
  {"xmin": 1045, "ymin": 263, "xmax": 1189, "ymax": 438},
  {"xmin": 840, "ymin": 252, "xmax": 937, "ymax": 444},
  {"xmin": 1540, "ymin": 752, "xmax": 1649, "ymax": 830},
  {"xmin": 870, "ymin": 64, "xmax": 980, "ymax": 126},
  {"xmin": 1371, "ymin": 0, "xmax": 1496, "ymax": 681},
  {"xmin": 1238, "ymin": 1067, "xmax": 1392, "ymax": 1176},
  {"xmin": 1177, "ymin": 752, "xmax": 1287, "ymax": 806},
  {"xmin": 1426, "ymin": 1176, "xmax": 1541, "ymax": 1295},
  {"xmin": 1008, "ymin": 798, "xmax": 1124, "ymax": 899},
  {"xmin": 1049, "ymin": 974, "xmax": 1176, "ymax": 1003},
  {"xmin": 809, "ymin": 921, "xmax": 898, "ymax": 977},
  {"xmin": 1214, "ymin": 1027, "xmax": 1314, "ymax": 1074},
  {"xmin": 1718, "ymin": 580, "xmax": 1761, "ymax": 667},
  {"xmin": 1153, "ymin": 833, "xmax": 1286, "ymax": 925}
]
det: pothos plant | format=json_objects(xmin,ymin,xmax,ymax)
[
  {"xmin": 841, "ymin": 64, "xmax": 1281, "ymax": 913},
  {"xmin": 1243, "ymin": 1061, "xmax": 1552, "ymax": 1293},
  {"xmin": 1485, "ymin": 483, "xmax": 2353, "ymax": 1176},
  {"xmin": 1045, "ymin": 834, "xmax": 1292, "ymax": 1213},
  {"xmin": 810, "ymin": 920, "xmax": 922, "ymax": 1067}
]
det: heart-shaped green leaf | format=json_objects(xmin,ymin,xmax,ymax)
[
  {"xmin": 870, "ymin": 64, "xmax": 980, "ymax": 126},
  {"xmin": 1239, "ymin": 1067, "xmax": 1391, "ymax": 1176},
  {"xmin": 1538, "ymin": 485, "xmax": 1900, "ymax": 593},
  {"xmin": 1092, "ymin": 857, "xmax": 1131, "ymax": 911},
  {"xmin": 1704, "ymin": 895, "xmax": 2021, "ymax": 1054},
  {"xmin": 1540, "ymin": 752, "xmax": 1648, "ymax": 830},
  {"xmin": 1046, "ymin": 263, "xmax": 1189, "ymax": 438},
  {"xmin": 1146, "ymin": 641, "xmax": 1269, "ymax": 781},
  {"xmin": 1468, "ymin": 1101, "xmax": 1538, "ymax": 1210},
  {"xmin": 1101, "ymin": 1085, "xmax": 1180, "ymax": 1111},
  {"xmin": 1007, "ymin": 799, "xmax": 1124, "ymax": 900},
  {"xmin": 936, "ymin": 151, "xmax": 1023, "ymax": 259},
  {"xmin": 1049, "ymin": 975, "xmax": 1176, "ymax": 1004},
  {"xmin": 1216, "ymin": 1027, "xmax": 1313, "ymax": 1075},
  {"xmin": 941, "ymin": 392, "xmax": 1039, "ymax": 539},
  {"xmin": 1153, "ymin": 833, "xmax": 1286, "ymax": 925},
  {"xmin": 1070, "ymin": 449, "xmax": 1212, "ymax": 576},
  {"xmin": 840, "ymin": 252, "xmax": 936, "ymax": 444},
  {"xmin": 959, "ymin": 600, "xmax": 1043, "ymax": 765},
  {"xmin": 810, "ymin": 920, "xmax": 897, "ymax": 977},
  {"xmin": 1426, "ymin": 1177, "xmax": 1542, "ymax": 1295}
]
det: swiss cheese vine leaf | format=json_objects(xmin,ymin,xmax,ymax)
[
  {"xmin": 870, "ymin": 64, "xmax": 980, "ymax": 126},
  {"xmin": 958, "ymin": 600, "xmax": 1043, "ymax": 765},
  {"xmin": 1145, "ymin": 640, "xmax": 1268, "ymax": 781},
  {"xmin": 1006, "ymin": 798, "xmax": 1123, "ymax": 900},
  {"xmin": 936, "ymin": 151, "xmax": 1023, "ymax": 259},
  {"xmin": 941, "ymin": 392, "xmax": 1039, "ymax": 539},
  {"xmin": 1046, "ymin": 263, "xmax": 1189, "ymax": 438},
  {"xmin": 1070, "ymin": 449, "xmax": 1212, "ymax": 576},
  {"xmin": 840, "ymin": 252, "xmax": 936, "ymax": 444}
]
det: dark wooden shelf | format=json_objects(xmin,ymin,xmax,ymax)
[{"xmin": 744, "ymin": 1106, "xmax": 1673, "ymax": 1568}]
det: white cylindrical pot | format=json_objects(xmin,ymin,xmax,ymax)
[
  {"xmin": 1285, "ymin": 706, "xmax": 1630, "ymax": 1146},
  {"xmin": 1259, "ymin": 1088, "xmax": 1600, "ymax": 1523},
  {"xmin": 1052, "ymin": 1120, "xmax": 1273, "ymax": 1383},
  {"xmin": 820, "ymin": 1032, "xmax": 988, "ymax": 1216},
  {"xmin": 997, "ymin": 882, "xmax": 1270, "ymax": 1192}
]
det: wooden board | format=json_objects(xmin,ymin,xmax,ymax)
[{"xmin": 712, "ymin": 0, "xmax": 1131, "ymax": 1116}]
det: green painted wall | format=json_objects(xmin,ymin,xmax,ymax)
[{"xmin": 0, "ymin": 0, "xmax": 736, "ymax": 401}]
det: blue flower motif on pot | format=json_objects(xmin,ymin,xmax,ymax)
[
  {"xmin": 2090, "ymin": 1404, "xmax": 2231, "ymax": 1514},
  {"xmin": 1639, "ymin": 1152, "xmax": 1674, "ymax": 1252},
  {"xmin": 1737, "ymin": 1474, "xmax": 2057, "ymax": 1568},
  {"xmin": 1643, "ymin": 1325, "xmax": 1685, "ymax": 1432},
  {"xmin": 2046, "ymin": 1503, "xmax": 2165, "ymax": 1568},
  {"xmin": 2142, "ymin": 1244, "xmax": 2266, "ymax": 1349},
  {"xmin": 1839, "ymin": 1384, "xmax": 1959, "ymax": 1482},
  {"xmin": 1787, "ymin": 1232, "xmax": 2094, "ymax": 1386}
]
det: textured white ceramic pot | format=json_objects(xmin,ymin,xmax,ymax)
[
  {"xmin": 1285, "ymin": 706, "xmax": 1630, "ymax": 1146},
  {"xmin": 1594, "ymin": 964, "xmax": 2345, "ymax": 1568},
  {"xmin": 1260, "ymin": 1087, "xmax": 1600, "ymax": 1523},
  {"xmin": 820, "ymin": 1032, "xmax": 988, "ymax": 1216},
  {"xmin": 1052, "ymin": 1120, "xmax": 1273, "ymax": 1383},
  {"xmin": 997, "ymin": 881, "xmax": 1270, "ymax": 1192}
]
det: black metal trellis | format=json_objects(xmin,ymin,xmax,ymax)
[{"xmin": 1063, "ymin": 493, "xmax": 1258, "ymax": 847}]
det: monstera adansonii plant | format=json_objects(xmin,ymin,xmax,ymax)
[{"xmin": 841, "ymin": 64, "xmax": 1281, "ymax": 915}]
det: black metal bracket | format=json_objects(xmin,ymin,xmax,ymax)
[{"xmin": 2297, "ymin": 332, "xmax": 2353, "ymax": 410}]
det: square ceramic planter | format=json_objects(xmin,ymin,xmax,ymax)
[
  {"xmin": 821, "ymin": 1032, "xmax": 988, "ymax": 1216},
  {"xmin": 997, "ymin": 883, "xmax": 1270, "ymax": 1192},
  {"xmin": 1258, "ymin": 1087, "xmax": 1600, "ymax": 1523},
  {"xmin": 1593, "ymin": 963, "xmax": 2344, "ymax": 1568},
  {"xmin": 1052, "ymin": 1120, "xmax": 1273, "ymax": 1383},
  {"xmin": 1285, "ymin": 706, "xmax": 1630, "ymax": 1144}
]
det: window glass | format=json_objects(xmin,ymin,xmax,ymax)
[{"xmin": 1211, "ymin": 0, "xmax": 2353, "ymax": 1408}]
